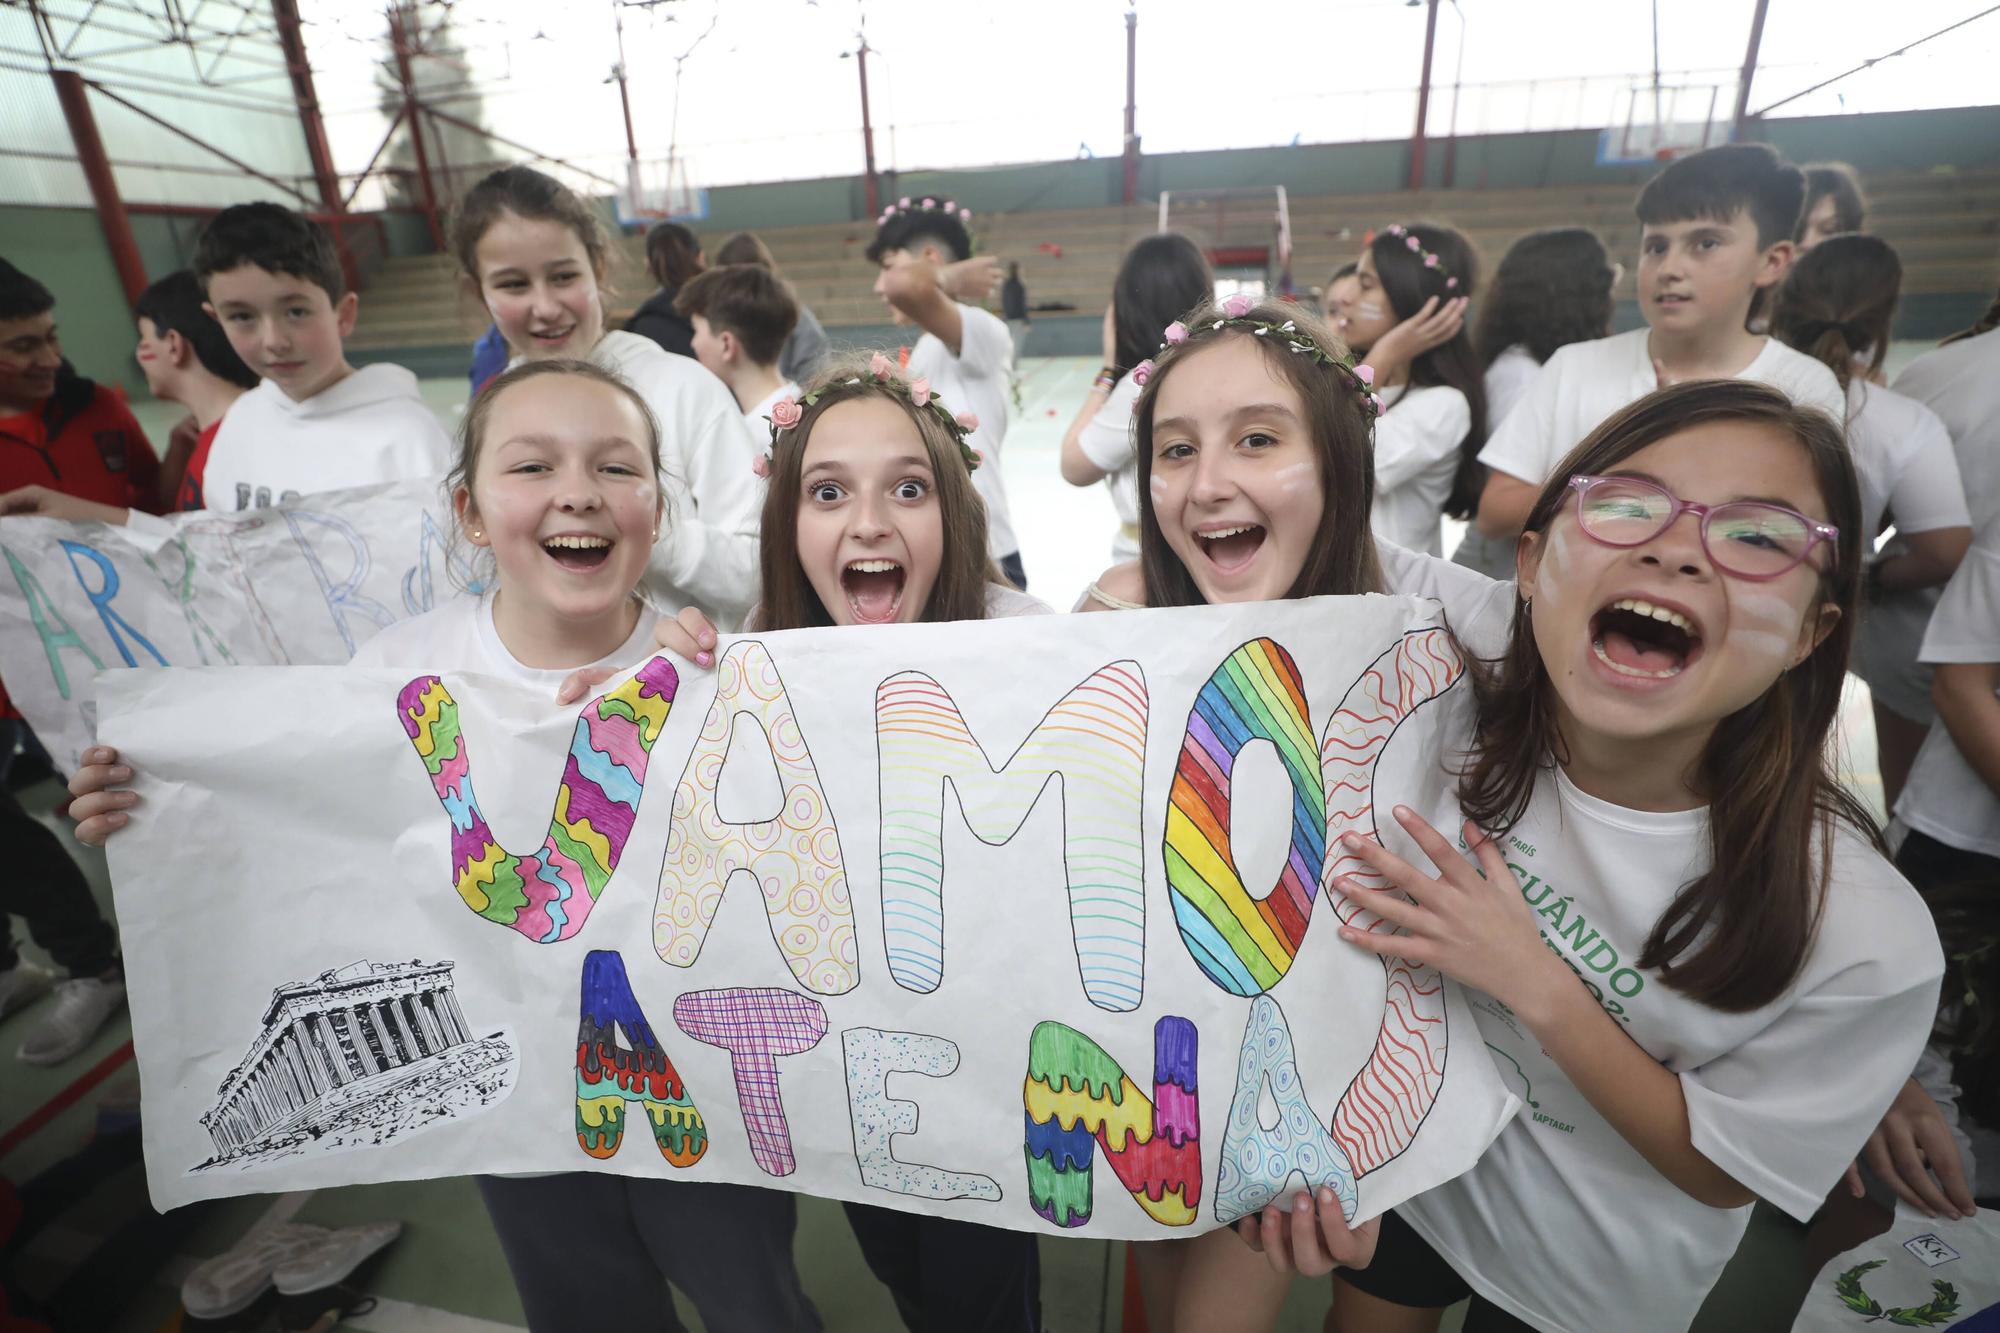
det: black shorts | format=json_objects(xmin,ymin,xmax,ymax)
[{"xmin": 1336, "ymin": 1209, "xmax": 1541, "ymax": 1332}]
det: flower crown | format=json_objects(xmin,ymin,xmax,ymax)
[
  {"xmin": 1128, "ymin": 292, "xmax": 1384, "ymax": 417},
  {"xmin": 877, "ymin": 195, "xmax": 973, "ymax": 227},
  {"xmin": 1382, "ymin": 224, "xmax": 1459, "ymax": 290},
  {"xmin": 757, "ymin": 352, "xmax": 982, "ymax": 477}
]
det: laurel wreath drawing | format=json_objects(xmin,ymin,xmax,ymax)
[{"xmin": 1834, "ymin": 1259, "xmax": 1961, "ymax": 1326}]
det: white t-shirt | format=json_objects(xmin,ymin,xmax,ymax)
[
  {"xmin": 1401, "ymin": 773, "xmax": 1942, "ymax": 1332},
  {"xmin": 202, "ymin": 363, "xmax": 450, "ymax": 512},
  {"xmin": 1483, "ymin": 344, "xmax": 1543, "ymax": 431},
  {"xmin": 1844, "ymin": 378, "xmax": 1969, "ymax": 540},
  {"xmin": 1075, "ymin": 373, "xmax": 1143, "ymax": 562},
  {"xmin": 1372, "ymin": 535, "xmax": 1516, "ymax": 661},
  {"xmin": 570, "ymin": 332, "xmax": 763, "ymax": 627},
  {"xmin": 1893, "ymin": 327, "xmax": 2000, "ymax": 541},
  {"xmin": 908, "ymin": 304, "xmax": 1018, "ymax": 560},
  {"xmin": 1370, "ymin": 382, "xmax": 1471, "ymax": 557},
  {"xmin": 1895, "ymin": 538, "xmax": 2000, "ymax": 858},
  {"xmin": 740, "ymin": 380, "xmax": 799, "ymax": 439},
  {"xmin": 349, "ymin": 590, "xmax": 659, "ymax": 692},
  {"xmin": 1478, "ymin": 328, "xmax": 1847, "ymax": 489},
  {"xmin": 983, "ymin": 581, "xmax": 1052, "ymax": 618}
]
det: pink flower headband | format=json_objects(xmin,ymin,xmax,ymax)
[
  {"xmin": 756, "ymin": 351, "xmax": 982, "ymax": 478},
  {"xmin": 1382, "ymin": 224, "xmax": 1459, "ymax": 290},
  {"xmin": 877, "ymin": 195, "xmax": 973, "ymax": 226},
  {"xmin": 1129, "ymin": 294, "xmax": 1383, "ymax": 417}
]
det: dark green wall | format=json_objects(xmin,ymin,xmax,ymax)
[
  {"xmin": 686, "ymin": 103, "xmax": 2000, "ymax": 233},
  {"xmin": 0, "ymin": 205, "xmax": 151, "ymax": 394}
]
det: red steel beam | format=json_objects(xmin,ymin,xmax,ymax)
[
  {"xmin": 50, "ymin": 69, "xmax": 147, "ymax": 307},
  {"xmin": 388, "ymin": 5, "xmax": 444, "ymax": 251},
  {"xmin": 1406, "ymin": 0, "xmax": 1441, "ymax": 191},
  {"xmin": 271, "ymin": 0, "xmax": 342, "ymax": 213},
  {"xmin": 1732, "ymin": 0, "xmax": 1772, "ymax": 136}
]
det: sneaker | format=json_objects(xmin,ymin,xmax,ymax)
[
  {"xmin": 0, "ymin": 963, "xmax": 52, "ymax": 1021},
  {"xmin": 273, "ymin": 1219, "xmax": 401, "ymax": 1294},
  {"xmin": 16, "ymin": 974, "xmax": 127, "ymax": 1065},
  {"xmin": 182, "ymin": 1223, "xmax": 332, "ymax": 1320}
]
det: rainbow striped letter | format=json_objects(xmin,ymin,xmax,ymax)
[
  {"xmin": 575, "ymin": 950, "xmax": 705, "ymax": 1166},
  {"xmin": 398, "ymin": 658, "xmax": 677, "ymax": 944},
  {"xmin": 876, "ymin": 663, "xmax": 1149, "ymax": 1012},
  {"xmin": 1164, "ymin": 638, "xmax": 1324, "ymax": 996},
  {"xmin": 1023, "ymin": 1017, "xmax": 1199, "ymax": 1228}
]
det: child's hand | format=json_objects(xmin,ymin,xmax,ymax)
[
  {"xmin": 1231, "ymin": 1188, "xmax": 1379, "ymax": 1276},
  {"xmin": 941, "ymin": 256, "xmax": 1004, "ymax": 303},
  {"xmin": 68, "ymin": 746, "xmax": 137, "ymax": 845},
  {"xmin": 551, "ymin": 607, "xmax": 718, "ymax": 706},
  {"xmin": 1844, "ymin": 1076, "xmax": 1977, "ymax": 1219},
  {"xmin": 1, "ymin": 486, "xmax": 126, "ymax": 525},
  {"xmin": 1329, "ymin": 808, "xmax": 1567, "ymax": 1018},
  {"xmin": 1359, "ymin": 295, "xmax": 1468, "ymax": 384}
]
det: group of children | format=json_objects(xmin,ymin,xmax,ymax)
[{"xmin": 2, "ymin": 136, "xmax": 1997, "ymax": 1332}]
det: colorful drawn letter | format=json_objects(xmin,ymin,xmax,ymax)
[
  {"xmin": 1164, "ymin": 638, "xmax": 1323, "ymax": 996},
  {"xmin": 673, "ymin": 988, "xmax": 828, "ymax": 1177},
  {"xmin": 144, "ymin": 538, "xmax": 236, "ymax": 665},
  {"xmin": 60, "ymin": 540, "xmax": 166, "ymax": 667},
  {"xmin": 1320, "ymin": 629, "xmax": 1462, "ymax": 1175},
  {"xmin": 1215, "ymin": 996, "xmax": 1358, "ymax": 1222},
  {"xmin": 842, "ymin": 1027, "xmax": 1002, "ymax": 1202},
  {"xmin": 575, "ymin": 950, "xmax": 705, "ymax": 1165},
  {"xmin": 1023, "ymin": 1017, "xmax": 1199, "ymax": 1228},
  {"xmin": 397, "ymin": 657, "xmax": 678, "ymax": 942},
  {"xmin": 657, "ymin": 641, "xmax": 857, "ymax": 994},
  {"xmin": 4, "ymin": 545, "xmax": 103, "ymax": 697},
  {"xmin": 182, "ymin": 517, "xmax": 288, "ymax": 662},
  {"xmin": 876, "ymin": 662, "xmax": 1149, "ymax": 1012},
  {"xmin": 284, "ymin": 509, "xmax": 393, "ymax": 654}
]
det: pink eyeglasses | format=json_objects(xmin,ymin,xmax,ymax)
[{"xmin": 1566, "ymin": 475, "xmax": 1839, "ymax": 581}]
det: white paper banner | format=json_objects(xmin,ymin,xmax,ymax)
[
  {"xmin": 101, "ymin": 595, "xmax": 1519, "ymax": 1237},
  {"xmin": 0, "ymin": 477, "xmax": 468, "ymax": 774}
]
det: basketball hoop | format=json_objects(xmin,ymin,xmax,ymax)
[
  {"xmin": 615, "ymin": 156, "xmax": 709, "ymax": 228},
  {"xmin": 1596, "ymin": 81, "xmax": 1732, "ymax": 167}
]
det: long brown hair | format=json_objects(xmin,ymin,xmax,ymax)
[
  {"xmin": 755, "ymin": 355, "xmax": 998, "ymax": 631},
  {"xmin": 1770, "ymin": 233, "xmax": 1900, "ymax": 387},
  {"xmin": 1365, "ymin": 222, "xmax": 1489, "ymax": 518},
  {"xmin": 1134, "ymin": 298, "xmax": 1383, "ymax": 607},
  {"xmin": 1942, "ymin": 283, "xmax": 2000, "ymax": 346},
  {"xmin": 1460, "ymin": 379, "xmax": 1874, "ymax": 1012}
]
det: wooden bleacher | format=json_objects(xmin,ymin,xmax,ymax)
[{"xmin": 347, "ymin": 170, "xmax": 2000, "ymax": 358}]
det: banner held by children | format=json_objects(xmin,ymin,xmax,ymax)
[
  {"xmin": 0, "ymin": 477, "xmax": 468, "ymax": 774},
  {"xmin": 100, "ymin": 595, "xmax": 1520, "ymax": 1237}
]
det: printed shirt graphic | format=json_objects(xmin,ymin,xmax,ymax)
[{"xmin": 1398, "ymin": 771, "xmax": 1943, "ymax": 1333}]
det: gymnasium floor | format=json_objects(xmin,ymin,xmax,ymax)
[{"xmin": 3, "ymin": 352, "xmax": 1906, "ymax": 1331}]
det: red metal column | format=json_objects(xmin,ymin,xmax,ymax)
[
  {"xmin": 1121, "ymin": 8, "xmax": 1139, "ymax": 206},
  {"xmin": 272, "ymin": 0, "xmax": 341, "ymax": 211},
  {"xmin": 388, "ymin": 5, "xmax": 444, "ymax": 250},
  {"xmin": 50, "ymin": 69, "xmax": 147, "ymax": 307},
  {"xmin": 856, "ymin": 38, "xmax": 880, "ymax": 219},
  {"xmin": 1732, "ymin": 0, "xmax": 1772, "ymax": 137},
  {"xmin": 1405, "ymin": 0, "xmax": 1441, "ymax": 191}
]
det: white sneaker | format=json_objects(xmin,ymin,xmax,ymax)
[
  {"xmin": 181, "ymin": 1222, "xmax": 331, "ymax": 1319},
  {"xmin": 0, "ymin": 964, "xmax": 52, "ymax": 1021},
  {"xmin": 16, "ymin": 974, "xmax": 126, "ymax": 1065},
  {"xmin": 273, "ymin": 1219, "xmax": 402, "ymax": 1294}
]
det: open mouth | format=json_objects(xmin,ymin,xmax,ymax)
[
  {"xmin": 542, "ymin": 533, "xmax": 613, "ymax": 571},
  {"xmin": 1590, "ymin": 597, "xmax": 1704, "ymax": 680},
  {"xmin": 529, "ymin": 325, "xmax": 576, "ymax": 345},
  {"xmin": 1653, "ymin": 292, "xmax": 1692, "ymax": 308},
  {"xmin": 841, "ymin": 558, "xmax": 905, "ymax": 623},
  {"xmin": 1195, "ymin": 524, "xmax": 1266, "ymax": 574}
]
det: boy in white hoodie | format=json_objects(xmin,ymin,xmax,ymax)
[{"xmin": 194, "ymin": 203, "xmax": 449, "ymax": 509}]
